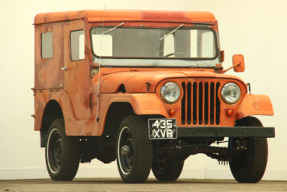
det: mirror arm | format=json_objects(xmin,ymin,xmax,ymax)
[{"xmin": 222, "ymin": 62, "xmax": 241, "ymax": 74}]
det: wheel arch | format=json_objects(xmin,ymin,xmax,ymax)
[
  {"xmin": 40, "ymin": 100, "xmax": 63, "ymax": 147},
  {"xmin": 102, "ymin": 101, "xmax": 166, "ymax": 137},
  {"xmin": 102, "ymin": 102, "xmax": 135, "ymax": 137},
  {"xmin": 99, "ymin": 94, "xmax": 168, "ymax": 136}
]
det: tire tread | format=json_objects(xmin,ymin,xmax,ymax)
[
  {"xmin": 117, "ymin": 116, "xmax": 152, "ymax": 183},
  {"xmin": 230, "ymin": 117, "xmax": 268, "ymax": 183},
  {"xmin": 152, "ymin": 159, "xmax": 184, "ymax": 181},
  {"xmin": 46, "ymin": 118, "xmax": 80, "ymax": 181}
]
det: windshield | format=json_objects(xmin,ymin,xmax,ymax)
[{"xmin": 91, "ymin": 26, "xmax": 218, "ymax": 59}]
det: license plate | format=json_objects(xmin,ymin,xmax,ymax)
[{"xmin": 148, "ymin": 119, "xmax": 177, "ymax": 139}]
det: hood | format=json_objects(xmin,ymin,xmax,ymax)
[{"xmin": 100, "ymin": 70, "xmax": 245, "ymax": 93}]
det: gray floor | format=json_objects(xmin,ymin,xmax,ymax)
[{"xmin": 0, "ymin": 178, "xmax": 286, "ymax": 192}]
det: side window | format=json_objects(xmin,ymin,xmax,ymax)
[
  {"xmin": 71, "ymin": 30, "xmax": 85, "ymax": 60},
  {"xmin": 41, "ymin": 32, "xmax": 53, "ymax": 58}
]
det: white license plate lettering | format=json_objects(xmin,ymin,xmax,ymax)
[{"xmin": 149, "ymin": 119, "xmax": 177, "ymax": 139}]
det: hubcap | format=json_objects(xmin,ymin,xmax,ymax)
[
  {"xmin": 231, "ymin": 138, "xmax": 250, "ymax": 168},
  {"xmin": 55, "ymin": 140, "xmax": 62, "ymax": 163},
  {"xmin": 121, "ymin": 145, "xmax": 130, "ymax": 156},
  {"xmin": 47, "ymin": 128, "xmax": 62, "ymax": 173},
  {"xmin": 118, "ymin": 126, "xmax": 134, "ymax": 175}
]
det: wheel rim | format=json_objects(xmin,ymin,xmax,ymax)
[
  {"xmin": 118, "ymin": 126, "xmax": 134, "ymax": 175},
  {"xmin": 231, "ymin": 138, "xmax": 250, "ymax": 169},
  {"xmin": 153, "ymin": 160, "xmax": 167, "ymax": 175},
  {"xmin": 47, "ymin": 128, "xmax": 62, "ymax": 173}
]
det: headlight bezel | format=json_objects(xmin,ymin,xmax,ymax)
[
  {"xmin": 221, "ymin": 82, "xmax": 241, "ymax": 104},
  {"xmin": 160, "ymin": 82, "xmax": 181, "ymax": 104}
]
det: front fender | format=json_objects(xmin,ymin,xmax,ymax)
[
  {"xmin": 101, "ymin": 93, "xmax": 168, "ymax": 116},
  {"xmin": 99, "ymin": 93, "xmax": 168, "ymax": 135},
  {"xmin": 235, "ymin": 94, "xmax": 274, "ymax": 120}
]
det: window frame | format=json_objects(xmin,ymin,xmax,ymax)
[
  {"xmin": 89, "ymin": 25, "xmax": 219, "ymax": 61},
  {"xmin": 41, "ymin": 31, "xmax": 53, "ymax": 59},
  {"xmin": 70, "ymin": 29, "xmax": 85, "ymax": 61}
]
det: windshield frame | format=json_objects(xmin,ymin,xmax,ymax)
[{"xmin": 89, "ymin": 24, "xmax": 219, "ymax": 61}]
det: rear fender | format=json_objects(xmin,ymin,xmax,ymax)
[
  {"xmin": 34, "ymin": 90, "xmax": 77, "ymax": 134},
  {"xmin": 235, "ymin": 94, "xmax": 274, "ymax": 120}
]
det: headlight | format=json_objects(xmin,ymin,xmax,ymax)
[
  {"xmin": 221, "ymin": 83, "xmax": 241, "ymax": 104},
  {"xmin": 161, "ymin": 82, "xmax": 181, "ymax": 103}
]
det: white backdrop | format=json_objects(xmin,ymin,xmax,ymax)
[{"xmin": 0, "ymin": 0, "xmax": 286, "ymax": 180}]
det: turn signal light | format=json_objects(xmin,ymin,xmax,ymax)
[
  {"xmin": 226, "ymin": 109, "xmax": 233, "ymax": 117},
  {"xmin": 169, "ymin": 109, "xmax": 176, "ymax": 116}
]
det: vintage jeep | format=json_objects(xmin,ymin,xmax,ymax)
[{"xmin": 33, "ymin": 10, "xmax": 275, "ymax": 183}]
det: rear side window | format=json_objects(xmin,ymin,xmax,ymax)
[
  {"xmin": 71, "ymin": 30, "xmax": 84, "ymax": 60},
  {"xmin": 41, "ymin": 32, "xmax": 53, "ymax": 58}
]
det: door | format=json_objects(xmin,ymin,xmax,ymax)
[{"xmin": 63, "ymin": 19, "xmax": 91, "ymax": 120}]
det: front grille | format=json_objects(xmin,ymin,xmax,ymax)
[{"xmin": 181, "ymin": 80, "xmax": 221, "ymax": 126}]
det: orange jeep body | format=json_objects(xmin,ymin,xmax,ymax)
[
  {"xmin": 33, "ymin": 10, "xmax": 274, "ymax": 183},
  {"xmin": 33, "ymin": 10, "xmax": 273, "ymax": 136}
]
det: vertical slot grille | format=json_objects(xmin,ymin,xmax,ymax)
[{"xmin": 181, "ymin": 80, "xmax": 221, "ymax": 125}]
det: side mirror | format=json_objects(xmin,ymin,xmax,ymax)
[{"xmin": 232, "ymin": 54, "xmax": 245, "ymax": 72}]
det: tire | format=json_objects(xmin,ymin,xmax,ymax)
[
  {"xmin": 45, "ymin": 118, "xmax": 80, "ymax": 181},
  {"xmin": 229, "ymin": 116, "xmax": 268, "ymax": 183},
  {"xmin": 116, "ymin": 116, "xmax": 153, "ymax": 183},
  {"xmin": 152, "ymin": 159, "xmax": 184, "ymax": 181}
]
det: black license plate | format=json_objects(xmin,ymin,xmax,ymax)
[{"xmin": 148, "ymin": 119, "xmax": 177, "ymax": 139}]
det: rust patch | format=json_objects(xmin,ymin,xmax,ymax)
[
  {"xmin": 252, "ymin": 100, "xmax": 260, "ymax": 111},
  {"xmin": 236, "ymin": 94, "xmax": 274, "ymax": 120}
]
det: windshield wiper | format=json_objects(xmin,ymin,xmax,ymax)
[
  {"xmin": 159, "ymin": 23, "xmax": 184, "ymax": 41},
  {"xmin": 102, "ymin": 22, "xmax": 124, "ymax": 35}
]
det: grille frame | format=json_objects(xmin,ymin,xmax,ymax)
[{"xmin": 181, "ymin": 80, "xmax": 221, "ymax": 126}]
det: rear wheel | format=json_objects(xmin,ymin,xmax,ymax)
[
  {"xmin": 116, "ymin": 116, "xmax": 152, "ymax": 183},
  {"xmin": 45, "ymin": 118, "xmax": 80, "ymax": 181},
  {"xmin": 152, "ymin": 159, "xmax": 184, "ymax": 181},
  {"xmin": 229, "ymin": 117, "xmax": 268, "ymax": 183}
]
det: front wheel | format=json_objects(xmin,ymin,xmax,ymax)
[
  {"xmin": 116, "ymin": 116, "xmax": 153, "ymax": 183},
  {"xmin": 152, "ymin": 159, "xmax": 184, "ymax": 181},
  {"xmin": 229, "ymin": 117, "xmax": 268, "ymax": 183},
  {"xmin": 45, "ymin": 118, "xmax": 80, "ymax": 181}
]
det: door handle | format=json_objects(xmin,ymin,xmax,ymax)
[{"xmin": 61, "ymin": 66, "xmax": 67, "ymax": 71}]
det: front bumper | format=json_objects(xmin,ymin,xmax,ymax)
[{"xmin": 177, "ymin": 127, "xmax": 275, "ymax": 138}]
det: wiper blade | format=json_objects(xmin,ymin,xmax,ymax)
[
  {"xmin": 102, "ymin": 22, "xmax": 124, "ymax": 35},
  {"xmin": 159, "ymin": 23, "xmax": 184, "ymax": 41}
]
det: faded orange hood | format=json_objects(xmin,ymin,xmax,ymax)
[{"xmin": 99, "ymin": 70, "xmax": 245, "ymax": 93}]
